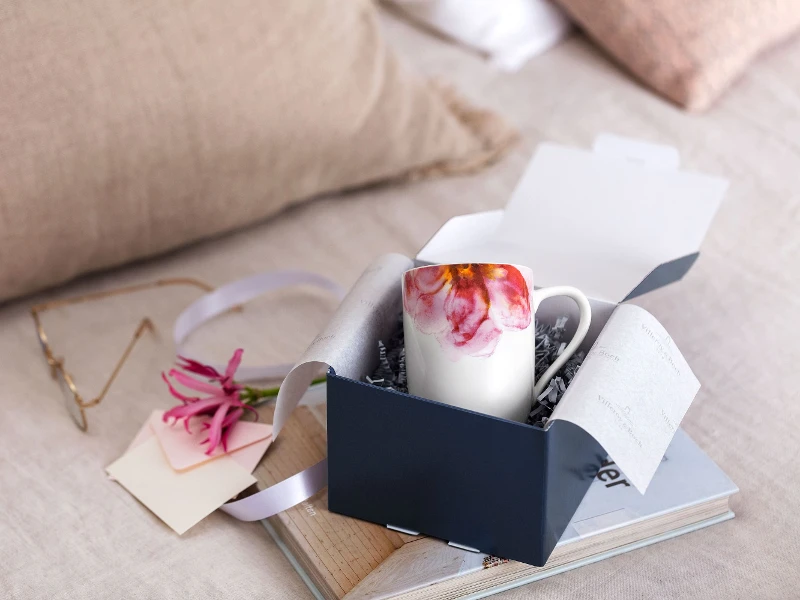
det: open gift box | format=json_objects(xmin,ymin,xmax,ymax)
[{"xmin": 274, "ymin": 135, "xmax": 728, "ymax": 567}]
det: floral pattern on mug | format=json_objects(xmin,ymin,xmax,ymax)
[{"xmin": 403, "ymin": 264, "xmax": 532, "ymax": 360}]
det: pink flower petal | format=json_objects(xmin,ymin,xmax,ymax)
[
  {"xmin": 405, "ymin": 269, "xmax": 452, "ymax": 335},
  {"xmin": 219, "ymin": 407, "xmax": 244, "ymax": 430},
  {"xmin": 203, "ymin": 402, "xmax": 232, "ymax": 455},
  {"xmin": 440, "ymin": 318, "xmax": 502, "ymax": 359},
  {"xmin": 484, "ymin": 265, "xmax": 531, "ymax": 331},
  {"xmin": 413, "ymin": 266, "xmax": 449, "ymax": 294},
  {"xmin": 220, "ymin": 425, "xmax": 235, "ymax": 453},
  {"xmin": 163, "ymin": 405, "xmax": 196, "ymax": 433},
  {"xmin": 245, "ymin": 403, "xmax": 259, "ymax": 420},
  {"xmin": 177, "ymin": 356, "xmax": 222, "ymax": 379},
  {"xmin": 168, "ymin": 369, "xmax": 224, "ymax": 395},
  {"xmin": 443, "ymin": 274, "xmax": 492, "ymax": 346},
  {"xmin": 222, "ymin": 395, "xmax": 258, "ymax": 419},
  {"xmin": 163, "ymin": 397, "xmax": 226, "ymax": 422},
  {"xmin": 403, "ymin": 268, "xmax": 447, "ymax": 314},
  {"xmin": 224, "ymin": 349, "xmax": 244, "ymax": 382},
  {"xmin": 161, "ymin": 372, "xmax": 196, "ymax": 404},
  {"xmin": 411, "ymin": 287, "xmax": 450, "ymax": 335}
]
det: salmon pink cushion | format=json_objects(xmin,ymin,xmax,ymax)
[{"xmin": 554, "ymin": 0, "xmax": 800, "ymax": 111}]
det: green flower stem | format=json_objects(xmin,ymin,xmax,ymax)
[{"xmin": 239, "ymin": 376, "xmax": 327, "ymax": 405}]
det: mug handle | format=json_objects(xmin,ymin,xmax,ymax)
[{"xmin": 531, "ymin": 286, "xmax": 592, "ymax": 398}]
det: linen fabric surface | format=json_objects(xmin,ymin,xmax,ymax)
[
  {"xmin": 1, "ymin": 6, "xmax": 799, "ymax": 600},
  {"xmin": 552, "ymin": 0, "xmax": 800, "ymax": 111},
  {"xmin": 0, "ymin": 0, "xmax": 513, "ymax": 304}
]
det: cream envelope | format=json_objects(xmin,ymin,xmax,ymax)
[
  {"xmin": 122, "ymin": 411, "xmax": 273, "ymax": 474},
  {"xmin": 150, "ymin": 410, "xmax": 272, "ymax": 471},
  {"xmin": 106, "ymin": 437, "xmax": 256, "ymax": 535},
  {"xmin": 125, "ymin": 419, "xmax": 156, "ymax": 454},
  {"xmin": 222, "ymin": 437, "xmax": 273, "ymax": 473}
]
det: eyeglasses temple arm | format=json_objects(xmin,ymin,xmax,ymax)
[{"xmin": 84, "ymin": 317, "xmax": 155, "ymax": 408}]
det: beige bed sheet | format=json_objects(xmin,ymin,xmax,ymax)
[{"xmin": 1, "ymin": 10, "xmax": 798, "ymax": 599}]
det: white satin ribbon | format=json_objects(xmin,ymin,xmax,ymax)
[
  {"xmin": 172, "ymin": 270, "xmax": 345, "ymax": 521},
  {"xmin": 174, "ymin": 270, "xmax": 346, "ymax": 381},
  {"xmin": 221, "ymin": 459, "xmax": 329, "ymax": 521}
]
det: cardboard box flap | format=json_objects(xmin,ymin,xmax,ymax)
[
  {"xmin": 416, "ymin": 135, "xmax": 728, "ymax": 303},
  {"xmin": 416, "ymin": 210, "xmax": 503, "ymax": 263}
]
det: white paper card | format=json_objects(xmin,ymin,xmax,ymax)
[
  {"xmin": 106, "ymin": 438, "xmax": 256, "ymax": 534},
  {"xmin": 549, "ymin": 304, "xmax": 700, "ymax": 493},
  {"xmin": 417, "ymin": 139, "xmax": 726, "ymax": 303},
  {"xmin": 592, "ymin": 133, "xmax": 680, "ymax": 170},
  {"xmin": 491, "ymin": 143, "xmax": 727, "ymax": 302}
]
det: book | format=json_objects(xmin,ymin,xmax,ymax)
[{"xmin": 252, "ymin": 402, "xmax": 737, "ymax": 600}]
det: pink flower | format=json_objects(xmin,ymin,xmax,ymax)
[
  {"xmin": 404, "ymin": 264, "xmax": 532, "ymax": 359},
  {"xmin": 175, "ymin": 356, "xmax": 223, "ymax": 380},
  {"xmin": 162, "ymin": 349, "xmax": 258, "ymax": 455}
]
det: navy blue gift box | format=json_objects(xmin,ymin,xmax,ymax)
[
  {"xmin": 325, "ymin": 136, "xmax": 727, "ymax": 566},
  {"xmin": 327, "ymin": 372, "xmax": 605, "ymax": 565}
]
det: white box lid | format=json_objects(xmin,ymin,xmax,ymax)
[{"xmin": 416, "ymin": 134, "xmax": 728, "ymax": 303}]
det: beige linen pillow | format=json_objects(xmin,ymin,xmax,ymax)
[
  {"xmin": 0, "ymin": 0, "xmax": 514, "ymax": 303},
  {"xmin": 553, "ymin": 0, "xmax": 800, "ymax": 111}
]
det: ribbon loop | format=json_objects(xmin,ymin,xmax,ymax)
[
  {"xmin": 172, "ymin": 269, "xmax": 345, "ymax": 521},
  {"xmin": 174, "ymin": 270, "xmax": 346, "ymax": 382}
]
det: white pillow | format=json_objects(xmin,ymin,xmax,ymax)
[{"xmin": 387, "ymin": 0, "xmax": 572, "ymax": 70}]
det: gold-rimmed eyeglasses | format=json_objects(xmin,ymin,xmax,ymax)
[{"xmin": 31, "ymin": 278, "xmax": 215, "ymax": 432}]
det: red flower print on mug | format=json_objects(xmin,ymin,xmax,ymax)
[{"xmin": 403, "ymin": 264, "xmax": 532, "ymax": 360}]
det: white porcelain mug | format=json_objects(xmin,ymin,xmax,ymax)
[{"xmin": 402, "ymin": 263, "xmax": 591, "ymax": 423}]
